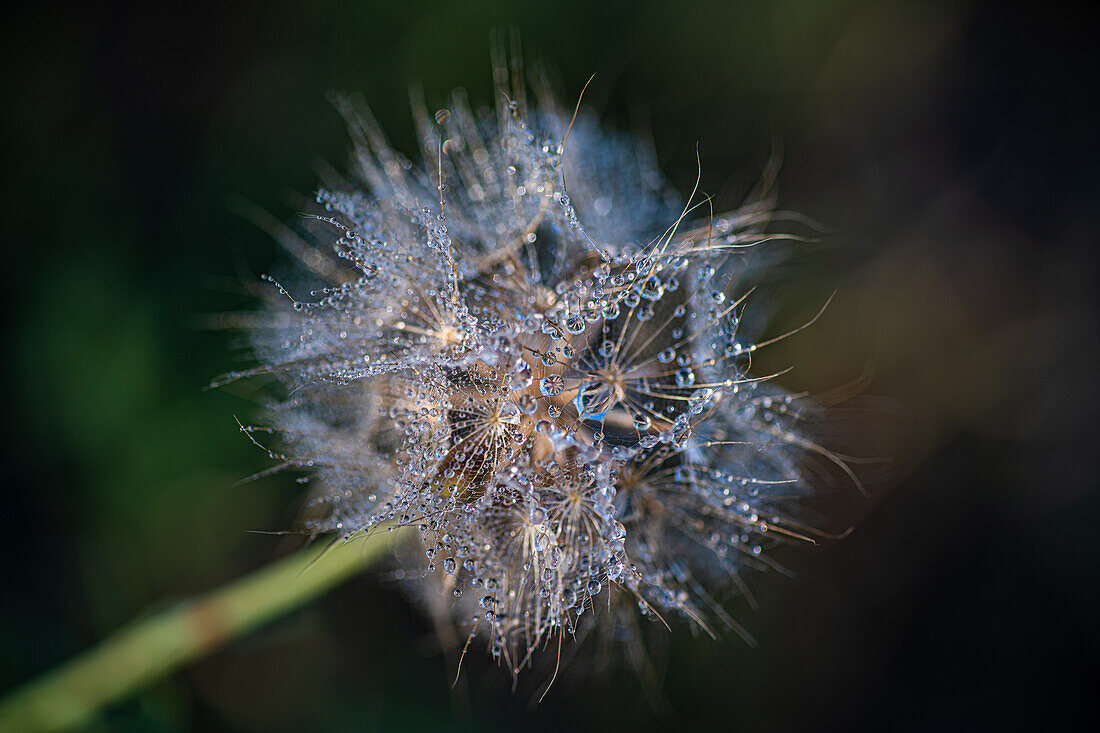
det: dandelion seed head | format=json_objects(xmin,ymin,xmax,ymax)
[{"xmin": 237, "ymin": 62, "xmax": 838, "ymax": 678}]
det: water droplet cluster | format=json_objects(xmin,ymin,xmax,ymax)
[{"xmin": 228, "ymin": 80, "xmax": 827, "ymax": 676}]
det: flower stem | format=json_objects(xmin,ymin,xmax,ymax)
[{"xmin": 0, "ymin": 534, "xmax": 390, "ymax": 733}]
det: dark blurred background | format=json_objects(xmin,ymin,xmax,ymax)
[{"xmin": 2, "ymin": 1, "xmax": 1097, "ymax": 730}]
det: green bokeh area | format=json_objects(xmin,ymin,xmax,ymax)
[{"xmin": 3, "ymin": 1, "xmax": 1097, "ymax": 731}]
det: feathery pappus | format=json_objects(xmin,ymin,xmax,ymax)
[{"xmin": 219, "ymin": 59, "xmax": 855, "ymax": 685}]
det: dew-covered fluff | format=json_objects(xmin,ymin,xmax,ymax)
[{"xmin": 224, "ymin": 78, "xmax": 836, "ymax": 678}]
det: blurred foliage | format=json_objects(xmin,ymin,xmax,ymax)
[{"xmin": 2, "ymin": 0, "xmax": 1097, "ymax": 731}]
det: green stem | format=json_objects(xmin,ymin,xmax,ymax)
[{"xmin": 0, "ymin": 534, "xmax": 390, "ymax": 733}]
